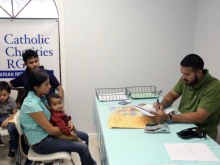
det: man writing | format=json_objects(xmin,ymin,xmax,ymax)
[{"xmin": 152, "ymin": 54, "xmax": 220, "ymax": 140}]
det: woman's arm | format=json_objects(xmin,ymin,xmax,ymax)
[
  {"xmin": 56, "ymin": 85, "xmax": 64, "ymax": 99},
  {"xmin": 29, "ymin": 111, "xmax": 63, "ymax": 136}
]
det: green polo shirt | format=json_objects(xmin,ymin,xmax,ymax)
[{"xmin": 173, "ymin": 69, "xmax": 220, "ymax": 139}]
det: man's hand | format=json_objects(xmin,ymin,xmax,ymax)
[
  {"xmin": 151, "ymin": 110, "xmax": 169, "ymax": 124},
  {"xmin": 153, "ymin": 102, "xmax": 165, "ymax": 111}
]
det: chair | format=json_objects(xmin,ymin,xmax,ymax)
[
  {"xmin": 10, "ymin": 89, "xmax": 19, "ymax": 102},
  {"xmin": 14, "ymin": 111, "xmax": 75, "ymax": 165}
]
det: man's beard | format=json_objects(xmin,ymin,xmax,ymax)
[{"xmin": 184, "ymin": 76, "xmax": 198, "ymax": 86}]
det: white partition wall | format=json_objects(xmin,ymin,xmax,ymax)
[
  {"xmin": 194, "ymin": 0, "xmax": 220, "ymax": 79},
  {"xmin": 63, "ymin": 0, "xmax": 198, "ymax": 132},
  {"xmin": 193, "ymin": 0, "xmax": 220, "ymax": 144}
]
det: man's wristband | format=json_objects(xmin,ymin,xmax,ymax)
[{"xmin": 166, "ymin": 113, "xmax": 173, "ymax": 124}]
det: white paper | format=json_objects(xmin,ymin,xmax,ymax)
[
  {"xmin": 98, "ymin": 93, "xmax": 128, "ymax": 101},
  {"xmin": 132, "ymin": 104, "xmax": 174, "ymax": 116},
  {"xmin": 132, "ymin": 105, "xmax": 155, "ymax": 116},
  {"xmin": 164, "ymin": 143, "xmax": 219, "ymax": 161}
]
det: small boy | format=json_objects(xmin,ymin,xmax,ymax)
[
  {"xmin": 47, "ymin": 93, "xmax": 83, "ymax": 142},
  {"xmin": 0, "ymin": 81, "xmax": 18, "ymax": 159}
]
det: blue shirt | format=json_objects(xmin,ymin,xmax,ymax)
[
  {"xmin": 10, "ymin": 66, "xmax": 60, "ymax": 94},
  {"xmin": 20, "ymin": 91, "xmax": 51, "ymax": 145}
]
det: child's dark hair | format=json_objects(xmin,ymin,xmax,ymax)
[
  {"xmin": 47, "ymin": 93, "xmax": 61, "ymax": 105},
  {"xmin": 0, "ymin": 81, "xmax": 11, "ymax": 94},
  {"xmin": 22, "ymin": 49, "xmax": 38, "ymax": 63},
  {"xmin": 28, "ymin": 69, "xmax": 49, "ymax": 91}
]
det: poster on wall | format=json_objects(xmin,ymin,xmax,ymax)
[{"xmin": 0, "ymin": 19, "xmax": 60, "ymax": 82}]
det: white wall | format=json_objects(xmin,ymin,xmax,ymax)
[
  {"xmin": 193, "ymin": 0, "xmax": 220, "ymax": 143},
  {"xmin": 194, "ymin": 0, "xmax": 220, "ymax": 79},
  {"xmin": 61, "ymin": 0, "xmax": 198, "ymax": 133}
]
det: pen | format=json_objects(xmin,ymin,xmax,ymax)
[
  {"xmin": 157, "ymin": 99, "xmax": 160, "ymax": 109},
  {"xmin": 157, "ymin": 99, "xmax": 160, "ymax": 105}
]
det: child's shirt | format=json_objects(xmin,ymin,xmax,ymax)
[
  {"xmin": 50, "ymin": 110, "xmax": 72, "ymax": 135},
  {"xmin": 0, "ymin": 96, "xmax": 16, "ymax": 115}
]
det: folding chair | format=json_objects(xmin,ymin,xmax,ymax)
[{"xmin": 14, "ymin": 111, "xmax": 75, "ymax": 165}]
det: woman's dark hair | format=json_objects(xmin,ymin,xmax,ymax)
[
  {"xmin": 180, "ymin": 54, "xmax": 204, "ymax": 71},
  {"xmin": 28, "ymin": 69, "xmax": 49, "ymax": 91},
  {"xmin": 0, "ymin": 81, "xmax": 11, "ymax": 94},
  {"xmin": 47, "ymin": 93, "xmax": 61, "ymax": 105},
  {"xmin": 20, "ymin": 69, "xmax": 49, "ymax": 107}
]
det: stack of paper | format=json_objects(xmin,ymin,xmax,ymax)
[
  {"xmin": 108, "ymin": 106, "xmax": 143, "ymax": 116},
  {"xmin": 98, "ymin": 93, "xmax": 128, "ymax": 101},
  {"xmin": 132, "ymin": 104, "xmax": 174, "ymax": 116},
  {"xmin": 130, "ymin": 92, "xmax": 158, "ymax": 99},
  {"xmin": 164, "ymin": 143, "xmax": 219, "ymax": 161}
]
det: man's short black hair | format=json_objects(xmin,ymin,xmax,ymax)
[
  {"xmin": 180, "ymin": 54, "xmax": 204, "ymax": 71},
  {"xmin": 0, "ymin": 81, "xmax": 11, "ymax": 93},
  {"xmin": 47, "ymin": 93, "xmax": 61, "ymax": 105},
  {"xmin": 22, "ymin": 49, "xmax": 39, "ymax": 63}
]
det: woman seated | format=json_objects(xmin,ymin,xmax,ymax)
[{"xmin": 20, "ymin": 69, "xmax": 96, "ymax": 165}]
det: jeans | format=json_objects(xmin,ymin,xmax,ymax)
[
  {"xmin": 8, "ymin": 122, "xmax": 19, "ymax": 150},
  {"xmin": 32, "ymin": 131, "xmax": 95, "ymax": 165},
  {"xmin": 0, "ymin": 115, "xmax": 52, "ymax": 165},
  {"xmin": 75, "ymin": 130, "xmax": 89, "ymax": 146},
  {"xmin": 21, "ymin": 134, "xmax": 52, "ymax": 165},
  {"xmin": 0, "ymin": 115, "xmax": 19, "ymax": 150}
]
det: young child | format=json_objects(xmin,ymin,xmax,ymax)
[
  {"xmin": 47, "ymin": 93, "xmax": 83, "ymax": 142},
  {"xmin": 0, "ymin": 81, "xmax": 18, "ymax": 159}
]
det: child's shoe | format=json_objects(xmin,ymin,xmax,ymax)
[{"xmin": 7, "ymin": 149, "xmax": 16, "ymax": 159}]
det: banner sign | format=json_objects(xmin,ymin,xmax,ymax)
[{"xmin": 0, "ymin": 19, "xmax": 60, "ymax": 81}]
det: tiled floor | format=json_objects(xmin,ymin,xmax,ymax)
[{"xmin": 0, "ymin": 135, "xmax": 101, "ymax": 165}]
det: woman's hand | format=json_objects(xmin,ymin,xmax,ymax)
[
  {"xmin": 68, "ymin": 121, "xmax": 74, "ymax": 130},
  {"xmin": 29, "ymin": 111, "xmax": 63, "ymax": 136},
  {"xmin": 1, "ymin": 119, "xmax": 9, "ymax": 128}
]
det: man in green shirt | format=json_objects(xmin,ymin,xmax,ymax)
[{"xmin": 152, "ymin": 54, "xmax": 220, "ymax": 140}]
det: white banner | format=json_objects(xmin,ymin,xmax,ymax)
[{"xmin": 0, "ymin": 19, "xmax": 60, "ymax": 82}]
